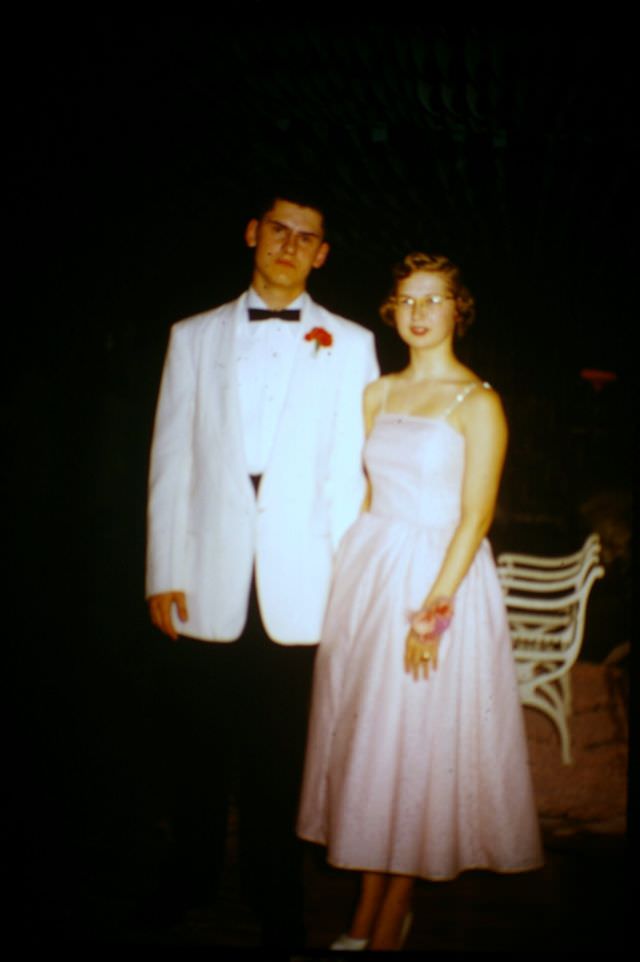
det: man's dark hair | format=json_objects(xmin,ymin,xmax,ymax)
[{"xmin": 253, "ymin": 184, "xmax": 331, "ymax": 240}]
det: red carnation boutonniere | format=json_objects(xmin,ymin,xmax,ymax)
[{"xmin": 305, "ymin": 327, "xmax": 333, "ymax": 354}]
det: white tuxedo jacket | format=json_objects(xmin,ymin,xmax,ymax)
[{"xmin": 146, "ymin": 291, "xmax": 379, "ymax": 643}]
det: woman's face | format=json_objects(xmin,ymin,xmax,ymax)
[{"xmin": 394, "ymin": 271, "xmax": 458, "ymax": 350}]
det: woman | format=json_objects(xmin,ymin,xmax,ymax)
[{"xmin": 297, "ymin": 253, "xmax": 543, "ymax": 951}]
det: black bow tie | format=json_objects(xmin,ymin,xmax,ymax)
[{"xmin": 248, "ymin": 308, "xmax": 301, "ymax": 322}]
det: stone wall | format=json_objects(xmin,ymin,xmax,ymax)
[{"xmin": 524, "ymin": 660, "xmax": 628, "ymax": 835}]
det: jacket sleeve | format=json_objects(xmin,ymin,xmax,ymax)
[
  {"xmin": 326, "ymin": 328, "xmax": 379, "ymax": 550},
  {"xmin": 145, "ymin": 323, "xmax": 196, "ymax": 597}
]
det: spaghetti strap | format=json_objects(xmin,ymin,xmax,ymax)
[{"xmin": 442, "ymin": 380, "xmax": 491, "ymax": 419}]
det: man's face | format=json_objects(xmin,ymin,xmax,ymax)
[{"xmin": 245, "ymin": 199, "xmax": 329, "ymax": 300}]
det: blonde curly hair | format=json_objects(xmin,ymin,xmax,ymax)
[{"xmin": 380, "ymin": 252, "xmax": 475, "ymax": 337}]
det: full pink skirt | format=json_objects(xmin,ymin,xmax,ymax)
[{"xmin": 297, "ymin": 514, "xmax": 543, "ymax": 880}]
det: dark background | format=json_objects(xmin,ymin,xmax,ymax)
[{"xmin": 6, "ymin": 15, "xmax": 633, "ymax": 941}]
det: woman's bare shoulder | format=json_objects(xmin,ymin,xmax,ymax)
[
  {"xmin": 364, "ymin": 374, "xmax": 393, "ymax": 403},
  {"xmin": 461, "ymin": 379, "xmax": 506, "ymax": 430}
]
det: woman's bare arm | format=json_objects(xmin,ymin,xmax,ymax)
[
  {"xmin": 360, "ymin": 378, "xmax": 386, "ymax": 512},
  {"xmin": 405, "ymin": 387, "xmax": 508, "ymax": 679}
]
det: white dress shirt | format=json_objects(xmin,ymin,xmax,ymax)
[{"xmin": 235, "ymin": 289, "xmax": 304, "ymax": 476}]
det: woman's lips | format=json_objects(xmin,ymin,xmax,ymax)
[{"xmin": 410, "ymin": 326, "xmax": 429, "ymax": 335}]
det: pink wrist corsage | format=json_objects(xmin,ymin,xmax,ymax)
[{"xmin": 409, "ymin": 597, "xmax": 454, "ymax": 639}]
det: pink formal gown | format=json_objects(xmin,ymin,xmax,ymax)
[{"xmin": 297, "ymin": 403, "xmax": 543, "ymax": 880}]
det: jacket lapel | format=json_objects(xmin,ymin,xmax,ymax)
[{"xmin": 203, "ymin": 293, "xmax": 253, "ymax": 490}]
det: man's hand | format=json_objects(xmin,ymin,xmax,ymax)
[{"xmin": 148, "ymin": 591, "xmax": 188, "ymax": 640}]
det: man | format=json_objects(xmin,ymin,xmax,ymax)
[{"xmin": 145, "ymin": 189, "xmax": 378, "ymax": 946}]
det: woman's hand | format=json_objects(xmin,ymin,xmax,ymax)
[
  {"xmin": 405, "ymin": 629, "xmax": 440, "ymax": 681},
  {"xmin": 404, "ymin": 597, "xmax": 452, "ymax": 680}
]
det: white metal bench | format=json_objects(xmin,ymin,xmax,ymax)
[{"xmin": 497, "ymin": 535, "xmax": 605, "ymax": 764}]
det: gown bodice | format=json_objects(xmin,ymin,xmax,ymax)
[{"xmin": 366, "ymin": 414, "xmax": 464, "ymax": 530}]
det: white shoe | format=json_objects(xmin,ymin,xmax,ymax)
[
  {"xmin": 399, "ymin": 911, "xmax": 413, "ymax": 948},
  {"xmin": 330, "ymin": 932, "xmax": 369, "ymax": 950},
  {"xmin": 330, "ymin": 911, "xmax": 412, "ymax": 951}
]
